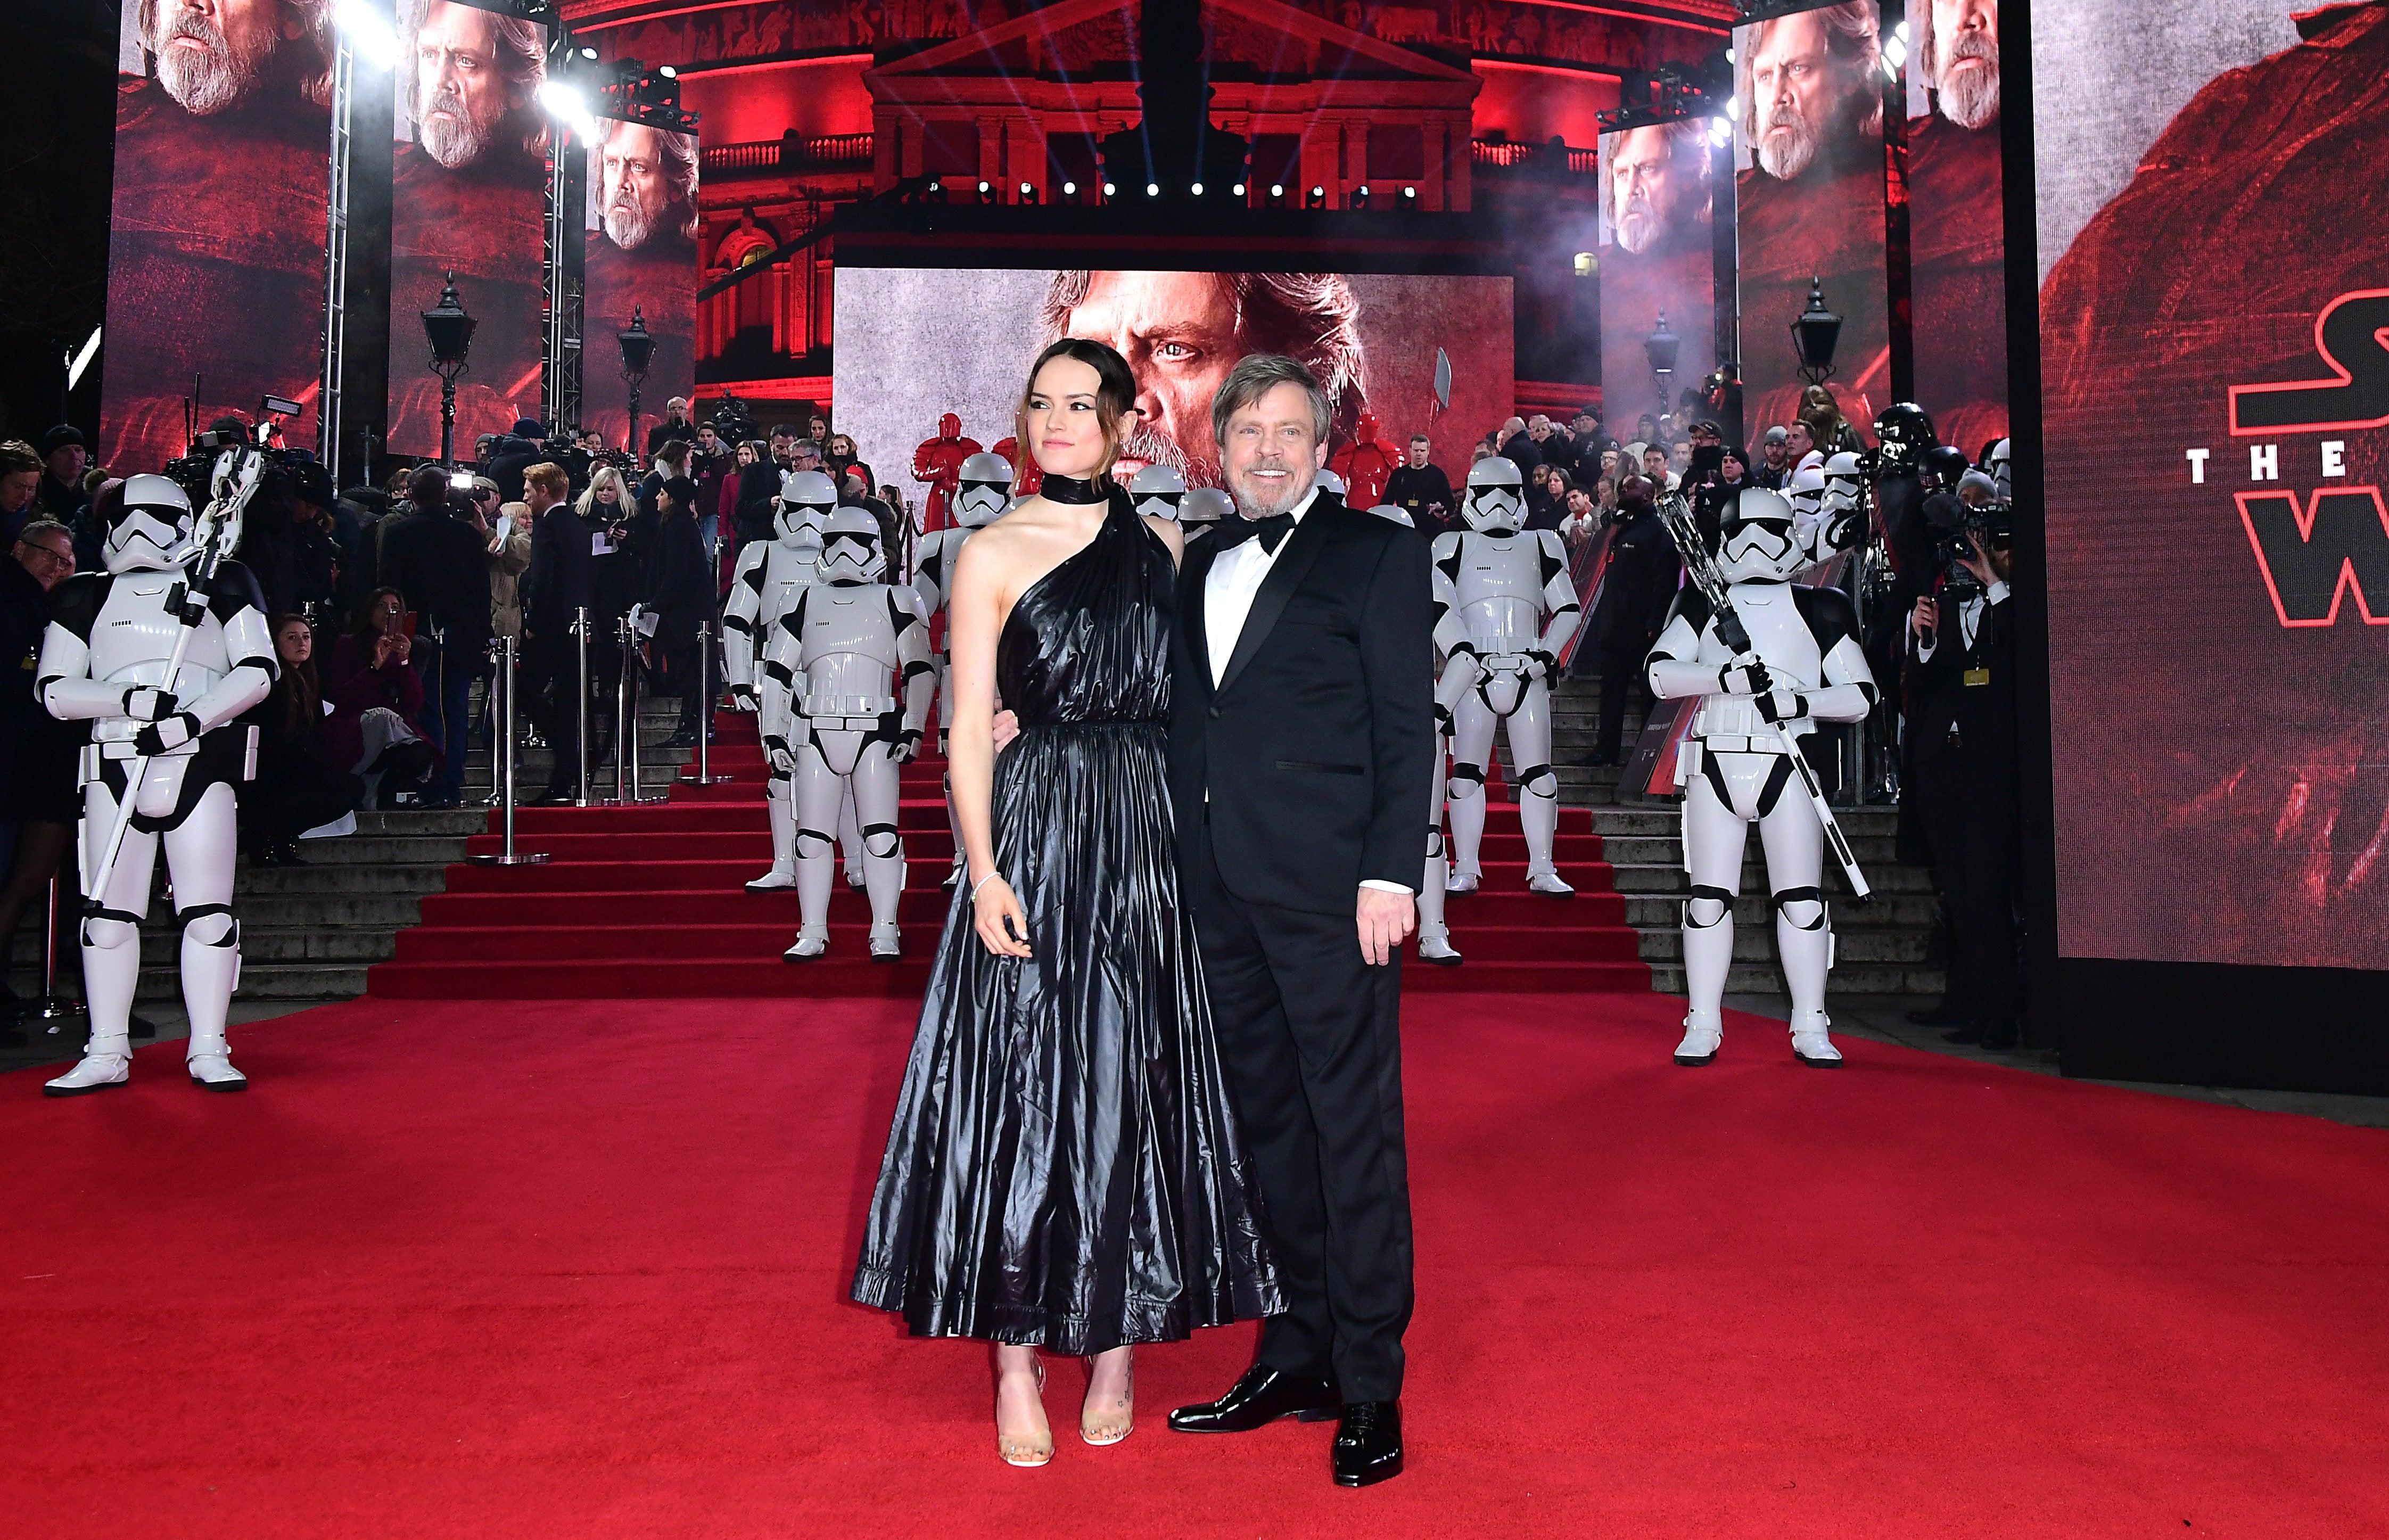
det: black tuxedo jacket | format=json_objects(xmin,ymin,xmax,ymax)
[{"xmin": 1168, "ymin": 494, "xmax": 1438, "ymax": 916}]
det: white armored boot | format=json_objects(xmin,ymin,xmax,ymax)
[
  {"xmin": 863, "ymin": 826, "xmax": 905, "ymax": 962},
  {"xmin": 180, "ymin": 911, "xmax": 248, "ymax": 1091},
  {"xmin": 746, "ymin": 780, "xmax": 797, "ymax": 892},
  {"xmin": 1445, "ymin": 776, "xmax": 1486, "ymax": 895},
  {"xmin": 44, "ymin": 1028, "xmax": 133, "ymax": 1097},
  {"xmin": 784, "ymin": 822, "xmax": 836, "ymax": 960},
  {"xmin": 1674, "ymin": 888, "xmax": 1735, "ymax": 1065},
  {"xmin": 1519, "ymin": 776, "xmax": 1575, "ymax": 897},
  {"xmin": 1416, "ymin": 830, "xmax": 1462, "ymax": 965},
  {"xmin": 1777, "ymin": 890, "xmax": 1841, "ymax": 1066}
]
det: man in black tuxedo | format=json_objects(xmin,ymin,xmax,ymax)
[{"xmin": 1164, "ymin": 355, "xmax": 1437, "ymax": 1488}]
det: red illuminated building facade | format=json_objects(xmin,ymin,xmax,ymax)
[{"xmin": 561, "ymin": 0, "xmax": 1733, "ymax": 424}]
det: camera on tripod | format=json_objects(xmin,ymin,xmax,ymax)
[{"xmin": 160, "ymin": 395, "xmax": 306, "ymax": 508}]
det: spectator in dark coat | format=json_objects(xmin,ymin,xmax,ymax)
[
  {"xmin": 484, "ymin": 417, "xmax": 546, "ymax": 505},
  {"xmin": 1579, "ymin": 475, "xmax": 1682, "ymax": 768},
  {"xmin": 375, "ymin": 467, "xmax": 492, "ymax": 807},
  {"xmin": 526, "ymin": 466, "xmax": 628, "ymax": 800},
  {"xmin": 327, "ymin": 588, "xmax": 439, "ymax": 805},
  {"xmin": 245, "ymin": 615, "xmax": 365, "ymax": 864},
  {"xmin": 644, "ymin": 475, "xmax": 713, "ymax": 746},
  {"xmin": 0, "ymin": 520, "xmax": 79, "ymax": 1022},
  {"xmin": 35, "ymin": 427, "xmax": 90, "ymax": 526}
]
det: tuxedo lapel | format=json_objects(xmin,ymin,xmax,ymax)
[
  {"xmin": 1217, "ymin": 499, "xmax": 1335, "ymax": 697},
  {"xmin": 1181, "ymin": 536, "xmax": 1219, "ymax": 701}
]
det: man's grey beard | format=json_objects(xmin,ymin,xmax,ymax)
[
  {"xmin": 1616, "ymin": 196, "xmax": 1661, "ymax": 255},
  {"xmin": 1935, "ymin": 37, "xmax": 2000, "ymax": 130},
  {"xmin": 154, "ymin": 10, "xmax": 271, "ymax": 116},
  {"xmin": 1229, "ymin": 458, "xmax": 1313, "ymax": 520},
  {"xmin": 418, "ymin": 83, "xmax": 493, "ymax": 169},
  {"xmin": 1119, "ymin": 418, "xmax": 1220, "ymax": 488},
  {"xmin": 1756, "ymin": 101, "xmax": 1826, "ymax": 180},
  {"xmin": 603, "ymin": 192, "xmax": 656, "ymax": 250}
]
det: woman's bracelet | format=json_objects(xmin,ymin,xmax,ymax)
[{"xmin": 969, "ymin": 871, "xmax": 1006, "ymax": 901}]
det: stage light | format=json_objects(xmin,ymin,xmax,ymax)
[
  {"xmin": 65, "ymin": 325, "xmax": 101, "ymax": 392},
  {"xmin": 658, "ymin": 64, "xmax": 676, "ymax": 78},
  {"xmin": 537, "ymin": 80, "xmax": 598, "ymax": 143},
  {"xmin": 1353, "ymin": 184, "xmax": 1371, "ymax": 209},
  {"xmin": 1725, "ymin": 46, "xmax": 1734, "ymax": 62},
  {"xmin": 1020, "ymin": 181, "xmax": 1037, "ymax": 204},
  {"xmin": 1307, "ymin": 185, "xmax": 1325, "ymax": 208},
  {"xmin": 978, "ymin": 180, "xmax": 996, "ymax": 204},
  {"xmin": 1146, "ymin": 182, "xmax": 1160, "ymax": 197},
  {"xmin": 1103, "ymin": 181, "xmax": 1117, "ymax": 197},
  {"xmin": 1269, "ymin": 184, "xmax": 1285, "ymax": 207},
  {"xmin": 1574, "ymin": 251, "xmax": 1595, "ymax": 277},
  {"xmin": 580, "ymin": 46, "xmax": 597, "ymax": 60},
  {"xmin": 1233, "ymin": 183, "xmax": 1246, "ymax": 197},
  {"xmin": 1402, "ymin": 186, "xmax": 1416, "ymax": 202},
  {"xmin": 1708, "ymin": 117, "xmax": 1732, "ymax": 147},
  {"xmin": 1883, "ymin": 34, "xmax": 1906, "ymax": 72},
  {"xmin": 1191, "ymin": 182, "xmax": 1204, "ymax": 196},
  {"xmin": 332, "ymin": 0, "xmax": 400, "ymax": 70}
]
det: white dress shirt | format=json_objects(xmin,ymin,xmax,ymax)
[
  {"xmin": 1915, "ymin": 579, "xmax": 2009, "ymax": 661},
  {"xmin": 1202, "ymin": 485, "xmax": 1411, "ymax": 895}
]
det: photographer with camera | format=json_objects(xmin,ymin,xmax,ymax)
[{"xmin": 1903, "ymin": 458, "xmax": 2021, "ymax": 1050}]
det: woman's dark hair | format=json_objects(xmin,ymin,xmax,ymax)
[
  {"xmin": 352, "ymin": 586, "xmax": 406, "ymax": 643},
  {"xmin": 1017, "ymin": 337, "xmax": 1138, "ymax": 491},
  {"xmin": 270, "ymin": 613, "xmax": 322, "ymax": 735}
]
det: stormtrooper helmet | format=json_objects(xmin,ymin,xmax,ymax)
[
  {"xmin": 1367, "ymin": 503, "xmax": 1414, "ymax": 529},
  {"xmin": 1460, "ymin": 457, "xmax": 1526, "ymax": 533},
  {"xmin": 105, "ymin": 473, "xmax": 201, "ymax": 573},
  {"xmin": 1808, "ymin": 450, "xmax": 1868, "ymax": 558},
  {"xmin": 1128, "ymin": 463, "xmax": 1187, "ymax": 522},
  {"xmin": 954, "ymin": 452, "xmax": 1014, "ymax": 528},
  {"xmin": 1314, "ymin": 467, "xmax": 1347, "ymax": 499},
  {"xmin": 1716, "ymin": 487, "xmax": 1805, "ymax": 583},
  {"xmin": 776, "ymin": 470, "xmax": 838, "ymax": 547},
  {"xmin": 1784, "ymin": 462, "xmax": 1827, "ymax": 518},
  {"xmin": 816, "ymin": 507, "xmax": 886, "ymax": 584},
  {"xmin": 1179, "ymin": 487, "xmax": 1233, "ymax": 526},
  {"xmin": 1986, "ymin": 437, "xmax": 2012, "ymax": 501}
]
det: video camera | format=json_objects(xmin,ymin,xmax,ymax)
[
  {"xmin": 160, "ymin": 394, "xmax": 307, "ymax": 508},
  {"xmin": 1923, "ymin": 492, "xmax": 2017, "ymax": 602}
]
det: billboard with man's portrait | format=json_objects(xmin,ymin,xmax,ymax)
[
  {"xmin": 100, "ymin": 0, "xmax": 333, "ymax": 476},
  {"xmin": 1731, "ymin": 0, "xmax": 1891, "ymax": 438},
  {"xmin": 386, "ymin": 0, "xmax": 550, "ymax": 457},
  {"xmin": 583, "ymin": 117, "xmax": 702, "ymax": 457},
  {"xmin": 830, "ymin": 267, "xmax": 1513, "ymax": 509},
  {"xmin": 1596, "ymin": 119, "xmax": 1719, "ymax": 440},
  {"xmin": 1905, "ymin": 0, "xmax": 2007, "ymax": 456}
]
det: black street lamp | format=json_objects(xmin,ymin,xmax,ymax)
[
  {"xmin": 1643, "ymin": 311, "xmax": 1680, "ymax": 416},
  {"xmin": 618, "ymin": 307, "xmax": 656, "ymax": 467},
  {"xmin": 1790, "ymin": 276, "xmax": 1842, "ymax": 386},
  {"xmin": 421, "ymin": 271, "xmax": 476, "ymax": 467}
]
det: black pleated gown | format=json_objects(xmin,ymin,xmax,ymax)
[{"xmin": 852, "ymin": 490, "xmax": 1281, "ymax": 1353}]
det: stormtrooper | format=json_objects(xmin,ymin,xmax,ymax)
[
  {"xmin": 1808, "ymin": 451, "xmax": 1870, "ymax": 564},
  {"xmin": 1128, "ymin": 463, "xmax": 1185, "ymax": 523},
  {"xmin": 911, "ymin": 451, "xmax": 1014, "ymax": 888},
  {"xmin": 1430, "ymin": 457, "xmax": 1581, "ymax": 898},
  {"xmin": 759, "ymin": 508, "xmax": 934, "ymax": 962},
  {"xmin": 723, "ymin": 470, "xmax": 846, "ymax": 894},
  {"xmin": 1177, "ymin": 487, "xmax": 1233, "ymax": 549},
  {"xmin": 1314, "ymin": 467, "xmax": 1348, "ymax": 500},
  {"xmin": 39, "ymin": 468, "xmax": 277, "ymax": 1096},
  {"xmin": 1371, "ymin": 505, "xmax": 1461, "ymax": 965},
  {"xmin": 1644, "ymin": 485, "xmax": 1880, "ymax": 1067}
]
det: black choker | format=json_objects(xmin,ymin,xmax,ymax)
[{"xmin": 1040, "ymin": 474, "xmax": 1108, "ymax": 506}]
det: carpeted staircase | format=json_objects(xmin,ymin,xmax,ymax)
[{"xmin": 367, "ymin": 710, "xmax": 1655, "ymax": 999}]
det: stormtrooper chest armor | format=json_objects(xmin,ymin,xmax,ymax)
[
  {"xmin": 1691, "ymin": 582, "xmax": 1825, "ymax": 740},
  {"xmin": 1450, "ymin": 533, "xmax": 1547, "ymax": 654},
  {"xmin": 755, "ymin": 542, "xmax": 820, "ymax": 630},
  {"xmin": 88, "ymin": 573, "xmax": 234, "ymax": 746},
  {"xmin": 795, "ymin": 586, "xmax": 903, "ymax": 719}
]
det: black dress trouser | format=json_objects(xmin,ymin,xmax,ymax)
[
  {"xmin": 1187, "ymin": 821, "xmax": 1414, "ymax": 1403},
  {"xmin": 1912, "ymin": 743, "xmax": 2021, "ymax": 1023}
]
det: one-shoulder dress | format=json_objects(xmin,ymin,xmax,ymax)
[{"xmin": 851, "ymin": 490, "xmax": 1281, "ymax": 1352}]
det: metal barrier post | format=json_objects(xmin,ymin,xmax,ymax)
[
  {"xmin": 572, "ymin": 605, "xmax": 595, "ymax": 807},
  {"xmin": 28, "ymin": 871, "xmax": 86, "ymax": 1033},
  {"xmin": 466, "ymin": 635, "xmax": 550, "ymax": 866},
  {"xmin": 679, "ymin": 619, "xmax": 731, "ymax": 786},
  {"xmin": 614, "ymin": 614, "xmax": 633, "ymax": 804}
]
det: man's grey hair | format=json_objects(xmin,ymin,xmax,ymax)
[
  {"xmin": 137, "ymin": 0, "xmax": 333, "ymax": 106},
  {"xmin": 1039, "ymin": 271, "xmax": 1368, "ymax": 443},
  {"xmin": 595, "ymin": 120, "xmax": 702, "ymax": 242},
  {"xmin": 1208, "ymin": 355, "xmax": 1333, "ymax": 451},
  {"xmin": 400, "ymin": 0, "xmax": 548, "ymax": 160},
  {"xmin": 1736, "ymin": 1, "xmax": 1884, "ymax": 145}
]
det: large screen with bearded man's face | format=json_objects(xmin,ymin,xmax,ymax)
[
  {"xmin": 832, "ymin": 266, "xmax": 1513, "ymax": 520},
  {"xmin": 101, "ymin": 0, "xmax": 334, "ymax": 476},
  {"xmin": 583, "ymin": 117, "xmax": 702, "ymax": 457},
  {"xmin": 386, "ymin": 0, "xmax": 550, "ymax": 456}
]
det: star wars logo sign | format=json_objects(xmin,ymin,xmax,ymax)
[{"xmin": 2183, "ymin": 289, "xmax": 2389, "ymax": 628}]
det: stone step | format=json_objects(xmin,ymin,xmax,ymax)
[
  {"xmin": 1633, "ymin": 927, "xmax": 1931, "ymax": 965},
  {"xmin": 118, "ymin": 960, "xmax": 373, "ymax": 1003},
  {"xmin": 1595, "ymin": 833, "xmax": 1900, "ymax": 867},
  {"xmin": 12, "ymin": 925, "xmax": 399, "ymax": 966},
  {"xmin": 234, "ymin": 863, "xmax": 454, "ymax": 896},
  {"xmin": 1621, "ymin": 891, "xmax": 1942, "ymax": 929},
  {"xmin": 1607, "ymin": 861, "xmax": 1935, "ymax": 896},
  {"xmin": 1584, "ymin": 808, "xmax": 1900, "ymax": 838}
]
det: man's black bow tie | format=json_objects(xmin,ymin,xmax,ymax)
[{"xmin": 1217, "ymin": 512, "xmax": 1296, "ymax": 555}]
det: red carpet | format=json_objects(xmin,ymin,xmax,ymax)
[
  {"xmin": 6, "ymin": 993, "xmax": 2387, "ymax": 1537},
  {"xmin": 368, "ymin": 713, "xmax": 1650, "ymax": 998}
]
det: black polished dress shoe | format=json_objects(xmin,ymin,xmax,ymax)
[
  {"xmin": 1168, "ymin": 1365, "xmax": 1341, "ymax": 1434},
  {"xmin": 1332, "ymin": 1400, "xmax": 1403, "ymax": 1488},
  {"xmin": 1941, "ymin": 1023, "xmax": 1986, "ymax": 1045},
  {"xmin": 1907, "ymin": 1001, "xmax": 1969, "ymax": 1026}
]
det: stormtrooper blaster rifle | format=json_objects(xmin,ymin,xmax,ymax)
[
  {"xmin": 81, "ymin": 443, "xmax": 265, "ymax": 914},
  {"xmin": 1652, "ymin": 491, "xmax": 1871, "ymax": 900}
]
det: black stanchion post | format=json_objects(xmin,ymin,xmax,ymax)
[{"xmin": 467, "ymin": 635, "xmax": 550, "ymax": 866}]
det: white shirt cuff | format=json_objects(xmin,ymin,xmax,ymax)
[
  {"xmin": 1360, "ymin": 879, "xmax": 1414, "ymax": 895},
  {"xmin": 1986, "ymin": 580, "xmax": 2012, "ymax": 605}
]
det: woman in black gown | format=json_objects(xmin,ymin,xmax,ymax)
[{"xmin": 852, "ymin": 340, "xmax": 1279, "ymax": 1466}]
